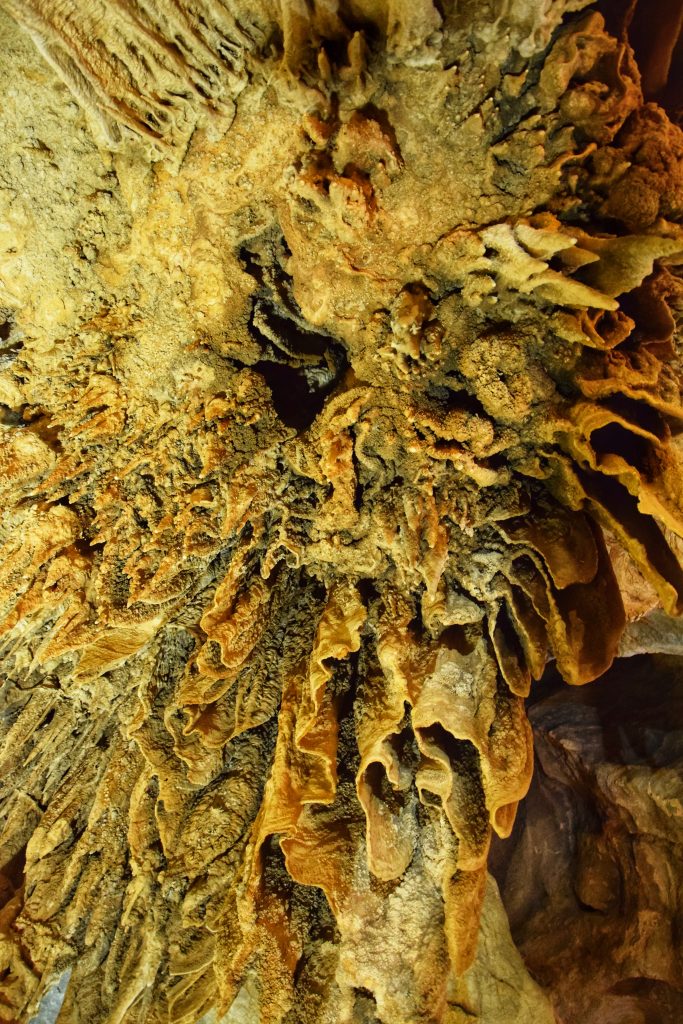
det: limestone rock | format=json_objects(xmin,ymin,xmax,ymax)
[
  {"xmin": 492, "ymin": 654, "xmax": 683, "ymax": 1024},
  {"xmin": 0, "ymin": 1, "xmax": 682, "ymax": 1022}
]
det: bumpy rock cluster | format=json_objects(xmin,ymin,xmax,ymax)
[{"xmin": 0, "ymin": 2, "xmax": 681, "ymax": 1022}]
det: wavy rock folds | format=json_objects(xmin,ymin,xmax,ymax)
[{"xmin": 0, "ymin": 1, "xmax": 682, "ymax": 1022}]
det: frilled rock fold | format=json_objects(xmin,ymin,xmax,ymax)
[{"xmin": 0, "ymin": 2, "xmax": 682, "ymax": 1022}]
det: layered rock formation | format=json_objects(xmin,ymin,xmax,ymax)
[
  {"xmin": 0, "ymin": 2, "xmax": 682, "ymax": 1022},
  {"xmin": 491, "ymin": 653, "xmax": 683, "ymax": 1024}
]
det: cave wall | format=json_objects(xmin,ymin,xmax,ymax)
[{"xmin": 0, "ymin": 2, "xmax": 682, "ymax": 1022}]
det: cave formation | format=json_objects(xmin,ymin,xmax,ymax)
[{"xmin": 0, "ymin": 2, "xmax": 682, "ymax": 1023}]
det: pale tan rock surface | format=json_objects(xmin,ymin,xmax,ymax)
[{"xmin": 0, "ymin": 2, "xmax": 682, "ymax": 1022}]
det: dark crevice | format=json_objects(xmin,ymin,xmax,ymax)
[
  {"xmin": 0, "ymin": 314, "xmax": 21, "ymax": 372},
  {"xmin": 420, "ymin": 724, "xmax": 481, "ymax": 777},
  {"xmin": 440, "ymin": 624, "xmax": 477, "ymax": 655},
  {"xmin": 0, "ymin": 406, "xmax": 24, "ymax": 427},
  {"xmin": 238, "ymin": 233, "xmax": 350, "ymax": 430},
  {"xmin": 590, "ymin": 422, "xmax": 658, "ymax": 478},
  {"xmin": 253, "ymin": 357, "xmax": 347, "ymax": 430},
  {"xmin": 599, "ymin": 394, "xmax": 668, "ymax": 440},
  {"xmin": 0, "ymin": 846, "xmax": 26, "ymax": 898},
  {"xmin": 440, "ymin": 381, "xmax": 491, "ymax": 420},
  {"xmin": 236, "ymin": 242, "xmax": 266, "ymax": 287}
]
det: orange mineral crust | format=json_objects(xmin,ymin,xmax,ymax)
[{"xmin": 0, "ymin": 2, "xmax": 681, "ymax": 1023}]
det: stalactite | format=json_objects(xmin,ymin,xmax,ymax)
[{"xmin": 0, "ymin": 2, "xmax": 681, "ymax": 1022}]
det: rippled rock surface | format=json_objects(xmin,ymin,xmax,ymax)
[{"xmin": 0, "ymin": 2, "xmax": 682, "ymax": 1022}]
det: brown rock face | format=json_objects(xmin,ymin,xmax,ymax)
[
  {"xmin": 0, "ymin": 2, "xmax": 681, "ymax": 1022},
  {"xmin": 492, "ymin": 654, "xmax": 683, "ymax": 1024}
]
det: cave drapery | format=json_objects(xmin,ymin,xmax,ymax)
[{"xmin": 0, "ymin": 2, "xmax": 682, "ymax": 1022}]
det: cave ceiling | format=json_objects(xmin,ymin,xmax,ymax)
[{"xmin": 0, "ymin": 2, "xmax": 682, "ymax": 1023}]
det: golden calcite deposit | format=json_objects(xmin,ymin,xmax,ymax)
[{"xmin": 0, "ymin": 2, "xmax": 681, "ymax": 1022}]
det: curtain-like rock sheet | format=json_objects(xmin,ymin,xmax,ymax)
[{"xmin": 0, "ymin": 2, "xmax": 681, "ymax": 1022}]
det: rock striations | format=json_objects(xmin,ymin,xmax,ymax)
[{"xmin": 0, "ymin": 2, "xmax": 681, "ymax": 1022}]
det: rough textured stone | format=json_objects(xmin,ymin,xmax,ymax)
[
  {"xmin": 492, "ymin": 654, "xmax": 683, "ymax": 1024},
  {"xmin": 0, "ymin": 2, "xmax": 682, "ymax": 1022}
]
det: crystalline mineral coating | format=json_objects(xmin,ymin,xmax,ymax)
[{"xmin": 0, "ymin": 1, "xmax": 681, "ymax": 1022}]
